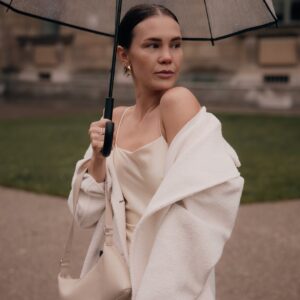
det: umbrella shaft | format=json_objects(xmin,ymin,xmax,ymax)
[{"xmin": 108, "ymin": 0, "xmax": 123, "ymax": 98}]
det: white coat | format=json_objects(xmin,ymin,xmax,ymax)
[{"xmin": 67, "ymin": 106, "xmax": 244, "ymax": 299}]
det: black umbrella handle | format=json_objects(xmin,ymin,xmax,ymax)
[{"xmin": 101, "ymin": 97, "xmax": 114, "ymax": 157}]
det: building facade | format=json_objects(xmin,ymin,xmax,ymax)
[{"xmin": 0, "ymin": 2, "xmax": 299, "ymax": 110}]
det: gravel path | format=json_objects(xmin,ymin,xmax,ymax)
[{"xmin": 0, "ymin": 186, "xmax": 299, "ymax": 300}]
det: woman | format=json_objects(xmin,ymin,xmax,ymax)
[{"xmin": 67, "ymin": 4, "xmax": 244, "ymax": 300}]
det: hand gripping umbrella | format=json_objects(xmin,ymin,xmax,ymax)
[{"xmin": 1, "ymin": 0, "xmax": 278, "ymax": 157}]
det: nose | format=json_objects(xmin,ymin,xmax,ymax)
[{"xmin": 158, "ymin": 46, "xmax": 172, "ymax": 64}]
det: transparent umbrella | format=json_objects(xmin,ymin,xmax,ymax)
[{"xmin": 0, "ymin": 0, "xmax": 278, "ymax": 156}]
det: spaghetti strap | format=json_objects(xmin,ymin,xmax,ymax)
[
  {"xmin": 159, "ymin": 116, "xmax": 164, "ymax": 137},
  {"xmin": 115, "ymin": 107, "xmax": 131, "ymax": 146}
]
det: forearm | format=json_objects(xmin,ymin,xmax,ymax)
[
  {"xmin": 67, "ymin": 144, "xmax": 108, "ymax": 228},
  {"xmin": 87, "ymin": 154, "xmax": 106, "ymax": 183}
]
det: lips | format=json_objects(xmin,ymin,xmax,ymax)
[
  {"xmin": 155, "ymin": 70, "xmax": 174, "ymax": 74},
  {"xmin": 154, "ymin": 69, "xmax": 175, "ymax": 79}
]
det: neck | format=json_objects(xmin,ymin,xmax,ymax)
[{"xmin": 132, "ymin": 86, "xmax": 166, "ymax": 121}]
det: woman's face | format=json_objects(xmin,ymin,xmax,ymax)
[{"xmin": 120, "ymin": 14, "xmax": 183, "ymax": 92}]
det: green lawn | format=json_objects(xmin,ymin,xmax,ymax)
[{"xmin": 0, "ymin": 112, "xmax": 299, "ymax": 204}]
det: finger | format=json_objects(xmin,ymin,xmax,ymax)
[
  {"xmin": 92, "ymin": 118, "xmax": 110, "ymax": 127},
  {"xmin": 90, "ymin": 132, "xmax": 101, "ymax": 140},
  {"xmin": 89, "ymin": 127, "xmax": 103, "ymax": 135},
  {"xmin": 89, "ymin": 123, "xmax": 99, "ymax": 135},
  {"xmin": 91, "ymin": 140, "xmax": 102, "ymax": 149},
  {"xmin": 90, "ymin": 121, "xmax": 102, "ymax": 127},
  {"xmin": 89, "ymin": 124, "xmax": 105, "ymax": 135}
]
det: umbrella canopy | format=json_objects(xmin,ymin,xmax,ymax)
[
  {"xmin": 1, "ymin": 0, "xmax": 277, "ymax": 42},
  {"xmin": 0, "ymin": 0, "xmax": 278, "ymax": 156}
]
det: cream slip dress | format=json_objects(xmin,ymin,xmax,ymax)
[{"xmin": 112, "ymin": 106, "xmax": 168, "ymax": 258}]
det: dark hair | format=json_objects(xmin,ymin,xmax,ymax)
[{"xmin": 118, "ymin": 4, "xmax": 179, "ymax": 49}]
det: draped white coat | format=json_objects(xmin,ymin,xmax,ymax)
[{"xmin": 67, "ymin": 106, "xmax": 244, "ymax": 300}]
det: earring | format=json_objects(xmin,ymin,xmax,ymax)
[{"xmin": 123, "ymin": 64, "xmax": 131, "ymax": 76}]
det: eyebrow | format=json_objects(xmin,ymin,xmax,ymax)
[{"xmin": 143, "ymin": 36, "xmax": 182, "ymax": 42}]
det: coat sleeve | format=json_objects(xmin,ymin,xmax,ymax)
[
  {"xmin": 135, "ymin": 175, "xmax": 244, "ymax": 300},
  {"xmin": 67, "ymin": 144, "xmax": 106, "ymax": 229}
]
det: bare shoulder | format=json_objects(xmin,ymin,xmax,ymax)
[
  {"xmin": 109, "ymin": 106, "xmax": 129, "ymax": 147},
  {"xmin": 112, "ymin": 106, "xmax": 129, "ymax": 124},
  {"xmin": 159, "ymin": 86, "xmax": 201, "ymax": 146}
]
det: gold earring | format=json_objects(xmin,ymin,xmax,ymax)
[{"xmin": 124, "ymin": 64, "xmax": 131, "ymax": 76}]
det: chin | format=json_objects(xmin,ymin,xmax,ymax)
[{"xmin": 153, "ymin": 80, "xmax": 176, "ymax": 91}]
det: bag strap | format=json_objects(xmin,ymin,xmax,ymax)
[{"xmin": 59, "ymin": 158, "xmax": 114, "ymax": 276}]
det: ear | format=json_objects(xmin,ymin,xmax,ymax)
[{"xmin": 117, "ymin": 45, "xmax": 129, "ymax": 65}]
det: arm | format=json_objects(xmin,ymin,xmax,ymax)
[
  {"xmin": 67, "ymin": 144, "xmax": 106, "ymax": 229},
  {"xmin": 136, "ymin": 176, "xmax": 244, "ymax": 299},
  {"xmin": 67, "ymin": 108, "xmax": 107, "ymax": 228},
  {"xmin": 67, "ymin": 106, "xmax": 127, "ymax": 228},
  {"xmin": 159, "ymin": 86, "xmax": 201, "ymax": 146}
]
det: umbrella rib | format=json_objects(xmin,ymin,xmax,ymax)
[
  {"xmin": 262, "ymin": 0, "xmax": 278, "ymax": 27},
  {"xmin": 0, "ymin": 0, "xmax": 114, "ymax": 38},
  {"xmin": 181, "ymin": 18, "xmax": 277, "ymax": 42},
  {"xmin": 209, "ymin": 20, "xmax": 279, "ymax": 41},
  {"xmin": 5, "ymin": 0, "xmax": 13, "ymax": 12},
  {"xmin": 182, "ymin": 21, "xmax": 275, "ymax": 41},
  {"xmin": 203, "ymin": 0, "xmax": 214, "ymax": 46}
]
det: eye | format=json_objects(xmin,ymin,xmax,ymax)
[
  {"xmin": 147, "ymin": 43, "xmax": 159, "ymax": 48},
  {"xmin": 172, "ymin": 43, "xmax": 181, "ymax": 48}
]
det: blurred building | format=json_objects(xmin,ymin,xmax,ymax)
[{"xmin": 0, "ymin": 1, "xmax": 299, "ymax": 111}]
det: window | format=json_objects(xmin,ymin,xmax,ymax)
[
  {"xmin": 258, "ymin": 37, "xmax": 297, "ymax": 66},
  {"xmin": 273, "ymin": 0, "xmax": 300, "ymax": 24},
  {"xmin": 264, "ymin": 75, "xmax": 289, "ymax": 84},
  {"xmin": 291, "ymin": 0, "xmax": 300, "ymax": 21}
]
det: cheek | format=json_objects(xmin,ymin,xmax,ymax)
[
  {"xmin": 134, "ymin": 55, "xmax": 155, "ymax": 73},
  {"xmin": 176, "ymin": 51, "xmax": 183, "ymax": 63}
]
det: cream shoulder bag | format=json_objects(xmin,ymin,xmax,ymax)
[{"xmin": 58, "ymin": 160, "xmax": 132, "ymax": 300}]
